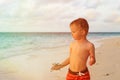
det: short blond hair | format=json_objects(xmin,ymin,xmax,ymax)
[{"xmin": 70, "ymin": 18, "xmax": 89, "ymax": 35}]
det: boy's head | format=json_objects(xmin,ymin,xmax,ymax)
[{"xmin": 70, "ymin": 18, "xmax": 89, "ymax": 40}]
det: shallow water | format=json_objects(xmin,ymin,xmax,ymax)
[{"xmin": 0, "ymin": 32, "xmax": 120, "ymax": 59}]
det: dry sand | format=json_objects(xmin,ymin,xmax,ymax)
[
  {"xmin": 0, "ymin": 37, "xmax": 120, "ymax": 80},
  {"xmin": 89, "ymin": 37, "xmax": 120, "ymax": 80}
]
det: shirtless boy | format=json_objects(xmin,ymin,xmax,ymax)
[{"xmin": 51, "ymin": 18, "xmax": 96, "ymax": 80}]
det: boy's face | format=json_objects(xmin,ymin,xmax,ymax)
[{"xmin": 70, "ymin": 24, "xmax": 85, "ymax": 40}]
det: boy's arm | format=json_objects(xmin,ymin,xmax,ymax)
[
  {"xmin": 89, "ymin": 43, "xmax": 96, "ymax": 66},
  {"xmin": 51, "ymin": 57, "xmax": 70, "ymax": 71},
  {"xmin": 59, "ymin": 57, "xmax": 70, "ymax": 68},
  {"xmin": 51, "ymin": 42, "xmax": 72, "ymax": 71}
]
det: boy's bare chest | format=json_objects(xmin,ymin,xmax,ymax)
[
  {"xmin": 72, "ymin": 47, "xmax": 86, "ymax": 53},
  {"xmin": 71, "ymin": 44, "xmax": 88, "ymax": 55}
]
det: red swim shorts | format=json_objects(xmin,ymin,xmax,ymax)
[{"xmin": 66, "ymin": 69, "xmax": 90, "ymax": 80}]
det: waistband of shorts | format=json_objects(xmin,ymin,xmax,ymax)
[{"xmin": 68, "ymin": 68, "xmax": 88, "ymax": 75}]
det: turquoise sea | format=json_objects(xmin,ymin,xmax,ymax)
[{"xmin": 0, "ymin": 32, "xmax": 120, "ymax": 60}]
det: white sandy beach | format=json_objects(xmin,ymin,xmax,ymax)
[
  {"xmin": 90, "ymin": 37, "xmax": 120, "ymax": 80},
  {"xmin": 0, "ymin": 37, "xmax": 120, "ymax": 80}
]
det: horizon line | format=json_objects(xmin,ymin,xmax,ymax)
[{"xmin": 0, "ymin": 32, "xmax": 120, "ymax": 33}]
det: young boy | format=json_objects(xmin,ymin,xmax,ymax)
[{"xmin": 51, "ymin": 18, "xmax": 96, "ymax": 80}]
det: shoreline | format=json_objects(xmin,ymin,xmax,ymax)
[{"xmin": 0, "ymin": 37, "xmax": 120, "ymax": 80}]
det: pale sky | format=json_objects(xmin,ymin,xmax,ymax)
[{"xmin": 0, "ymin": 0, "xmax": 120, "ymax": 32}]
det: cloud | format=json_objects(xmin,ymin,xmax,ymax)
[
  {"xmin": 0, "ymin": 0, "xmax": 14, "ymax": 5},
  {"xmin": 99, "ymin": 0, "xmax": 120, "ymax": 10},
  {"xmin": 103, "ymin": 12, "xmax": 120, "ymax": 23},
  {"xmin": 0, "ymin": 0, "xmax": 40, "ymax": 19},
  {"xmin": 36, "ymin": 0, "xmax": 73, "ymax": 4},
  {"xmin": 0, "ymin": 0, "xmax": 101, "ymax": 32},
  {"xmin": 84, "ymin": 9, "xmax": 99, "ymax": 21},
  {"xmin": 0, "ymin": 0, "xmax": 120, "ymax": 32},
  {"xmin": 85, "ymin": 0, "xmax": 101, "ymax": 8},
  {"xmin": 0, "ymin": 0, "xmax": 100, "ymax": 21}
]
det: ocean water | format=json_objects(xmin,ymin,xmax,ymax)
[{"xmin": 0, "ymin": 32, "xmax": 120, "ymax": 60}]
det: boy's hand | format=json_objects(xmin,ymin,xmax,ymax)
[{"xmin": 51, "ymin": 63, "xmax": 62, "ymax": 71}]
